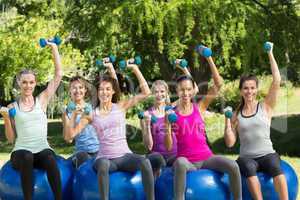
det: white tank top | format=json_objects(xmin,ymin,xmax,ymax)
[{"xmin": 13, "ymin": 98, "xmax": 51, "ymax": 153}]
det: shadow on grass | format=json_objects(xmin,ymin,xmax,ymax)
[{"xmin": 210, "ymin": 114, "xmax": 300, "ymax": 157}]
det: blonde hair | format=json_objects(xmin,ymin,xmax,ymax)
[{"xmin": 151, "ymin": 80, "xmax": 170, "ymax": 104}]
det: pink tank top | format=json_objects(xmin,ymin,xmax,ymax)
[
  {"xmin": 173, "ymin": 103, "xmax": 213, "ymax": 162},
  {"xmin": 92, "ymin": 104, "xmax": 132, "ymax": 159}
]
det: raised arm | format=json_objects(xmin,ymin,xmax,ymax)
[
  {"xmin": 0, "ymin": 104, "xmax": 16, "ymax": 143},
  {"xmin": 263, "ymin": 43, "xmax": 281, "ymax": 114},
  {"xmin": 39, "ymin": 42, "xmax": 63, "ymax": 111},
  {"xmin": 102, "ymin": 58, "xmax": 118, "ymax": 81},
  {"xmin": 199, "ymin": 56, "xmax": 223, "ymax": 112},
  {"xmin": 139, "ymin": 111, "xmax": 153, "ymax": 151},
  {"xmin": 175, "ymin": 59, "xmax": 199, "ymax": 95},
  {"xmin": 118, "ymin": 61, "xmax": 151, "ymax": 110}
]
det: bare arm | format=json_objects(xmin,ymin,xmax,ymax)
[
  {"xmin": 140, "ymin": 114, "xmax": 153, "ymax": 151},
  {"xmin": 39, "ymin": 42, "xmax": 63, "ymax": 111},
  {"xmin": 164, "ymin": 120, "xmax": 173, "ymax": 151},
  {"xmin": 63, "ymin": 111, "xmax": 91, "ymax": 142},
  {"xmin": 224, "ymin": 113, "xmax": 238, "ymax": 148},
  {"xmin": 175, "ymin": 60, "xmax": 199, "ymax": 95},
  {"xmin": 0, "ymin": 104, "xmax": 16, "ymax": 143},
  {"xmin": 263, "ymin": 44, "xmax": 281, "ymax": 114},
  {"xmin": 119, "ymin": 62, "xmax": 151, "ymax": 110},
  {"xmin": 103, "ymin": 60, "xmax": 118, "ymax": 81},
  {"xmin": 199, "ymin": 56, "xmax": 223, "ymax": 112}
]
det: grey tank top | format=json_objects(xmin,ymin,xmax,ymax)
[{"xmin": 237, "ymin": 103, "xmax": 275, "ymax": 158}]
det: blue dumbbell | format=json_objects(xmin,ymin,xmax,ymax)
[
  {"xmin": 224, "ymin": 106, "xmax": 233, "ymax": 119},
  {"xmin": 263, "ymin": 42, "xmax": 273, "ymax": 53},
  {"xmin": 9, "ymin": 107, "xmax": 16, "ymax": 118},
  {"xmin": 66, "ymin": 102, "xmax": 92, "ymax": 115},
  {"xmin": 95, "ymin": 55, "xmax": 116, "ymax": 71},
  {"xmin": 39, "ymin": 36, "xmax": 61, "ymax": 48},
  {"xmin": 83, "ymin": 104, "xmax": 92, "ymax": 115},
  {"xmin": 118, "ymin": 56, "xmax": 142, "ymax": 71},
  {"xmin": 165, "ymin": 105, "xmax": 178, "ymax": 123},
  {"xmin": 173, "ymin": 59, "xmax": 188, "ymax": 68},
  {"xmin": 137, "ymin": 111, "xmax": 157, "ymax": 124},
  {"xmin": 195, "ymin": 45, "xmax": 212, "ymax": 58}
]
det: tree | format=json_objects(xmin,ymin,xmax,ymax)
[{"xmin": 0, "ymin": 8, "xmax": 85, "ymax": 101}]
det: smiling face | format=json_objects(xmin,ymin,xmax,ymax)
[
  {"xmin": 98, "ymin": 81, "xmax": 115, "ymax": 104},
  {"xmin": 18, "ymin": 73, "xmax": 36, "ymax": 96},
  {"xmin": 176, "ymin": 79, "xmax": 194, "ymax": 104},
  {"xmin": 153, "ymin": 84, "xmax": 168, "ymax": 104},
  {"xmin": 240, "ymin": 80, "xmax": 258, "ymax": 102},
  {"xmin": 70, "ymin": 80, "xmax": 87, "ymax": 103}
]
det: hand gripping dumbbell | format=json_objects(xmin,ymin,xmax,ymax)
[
  {"xmin": 224, "ymin": 106, "xmax": 233, "ymax": 119},
  {"xmin": 39, "ymin": 36, "xmax": 61, "ymax": 48},
  {"xmin": 195, "ymin": 45, "xmax": 212, "ymax": 58},
  {"xmin": 263, "ymin": 41, "xmax": 273, "ymax": 53},
  {"xmin": 118, "ymin": 56, "xmax": 142, "ymax": 71},
  {"xmin": 165, "ymin": 105, "xmax": 178, "ymax": 123},
  {"xmin": 137, "ymin": 111, "xmax": 157, "ymax": 124},
  {"xmin": 66, "ymin": 102, "xmax": 92, "ymax": 115},
  {"xmin": 173, "ymin": 59, "xmax": 188, "ymax": 68},
  {"xmin": 95, "ymin": 55, "xmax": 116, "ymax": 71}
]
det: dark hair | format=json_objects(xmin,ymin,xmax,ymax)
[
  {"xmin": 176, "ymin": 75, "xmax": 195, "ymax": 88},
  {"xmin": 236, "ymin": 74, "xmax": 259, "ymax": 113},
  {"xmin": 95, "ymin": 74, "xmax": 121, "ymax": 106},
  {"xmin": 69, "ymin": 76, "xmax": 91, "ymax": 99}
]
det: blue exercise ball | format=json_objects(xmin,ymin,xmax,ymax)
[
  {"xmin": 155, "ymin": 160, "xmax": 298, "ymax": 200},
  {"xmin": 238, "ymin": 160, "xmax": 298, "ymax": 200},
  {"xmin": 0, "ymin": 156, "xmax": 74, "ymax": 200},
  {"xmin": 155, "ymin": 168, "xmax": 231, "ymax": 200},
  {"xmin": 72, "ymin": 158, "xmax": 146, "ymax": 200}
]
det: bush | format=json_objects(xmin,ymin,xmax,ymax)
[{"xmin": 209, "ymin": 75, "xmax": 294, "ymax": 112}]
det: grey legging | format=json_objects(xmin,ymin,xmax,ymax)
[
  {"xmin": 173, "ymin": 155, "xmax": 242, "ymax": 200},
  {"xmin": 94, "ymin": 153, "xmax": 155, "ymax": 200}
]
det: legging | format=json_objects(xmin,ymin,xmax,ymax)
[
  {"xmin": 71, "ymin": 151, "xmax": 97, "ymax": 168},
  {"xmin": 173, "ymin": 155, "xmax": 242, "ymax": 200},
  {"xmin": 10, "ymin": 149, "xmax": 62, "ymax": 200},
  {"xmin": 94, "ymin": 153, "xmax": 157, "ymax": 200}
]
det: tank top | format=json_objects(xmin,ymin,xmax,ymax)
[
  {"xmin": 237, "ymin": 103, "xmax": 275, "ymax": 158},
  {"xmin": 148, "ymin": 107, "xmax": 177, "ymax": 157},
  {"xmin": 92, "ymin": 104, "xmax": 131, "ymax": 159},
  {"xmin": 13, "ymin": 98, "xmax": 51, "ymax": 153},
  {"xmin": 173, "ymin": 103, "xmax": 213, "ymax": 162},
  {"xmin": 67, "ymin": 111, "xmax": 99, "ymax": 154}
]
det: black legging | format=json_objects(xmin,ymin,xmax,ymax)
[{"xmin": 10, "ymin": 149, "xmax": 62, "ymax": 200}]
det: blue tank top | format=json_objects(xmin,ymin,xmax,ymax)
[{"xmin": 67, "ymin": 111, "xmax": 99, "ymax": 154}]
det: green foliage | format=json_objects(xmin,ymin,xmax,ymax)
[
  {"xmin": 210, "ymin": 75, "xmax": 295, "ymax": 112},
  {"xmin": 0, "ymin": 8, "xmax": 85, "ymax": 100}
]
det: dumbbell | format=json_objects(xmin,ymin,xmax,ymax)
[
  {"xmin": 66, "ymin": 102, "xmax": 92, "ymax": 115},
  {"xmin": 118, "ymin": 56, "xmax": 142, "ymax": 71},
  {"xmin": 95, "ymin": 55, "xmax": 116, "ymax": 71},
  {"xmin": 39, "ymin": 36, "xmax": 61, "ymax": 48},
  {"xmin": 224, "ymin": 106, "xmax": 233, "ymax": 119},
  {"xmin": 195, "ymin": 45, "xmax": 212, "ymax": 58},
  {"xmin": 173, "ymin": 59, "xmax": 188, "ymax": 68},
  {"xmin": 137, "ymin": 111, "xmax": 157, "ymax": 124},
  {"xmin": 263, "ymin": 41, "xmax": 273, "ymax": 53},
  {"xmin": 165, "ymin": 105, "xmax": 178, "ymax": 123}
]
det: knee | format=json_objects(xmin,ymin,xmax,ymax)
[
  {"xmin": 148, "ymin": 153, "xmax": 166, "ymax": 169},
  {"xmin": 173, "ymin": 157, "xmax": 188, "ymax": 173},
  {"xmin": 94, "ymin": 159, "xmax": 110, "ymax": 175},
  {"xmin": 228, "ymin": 161, "xmax": 240, "ymax": 175},
  {"xmin": 139, "ymin": 158, "xmax": 152, "ymax": 172}
]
